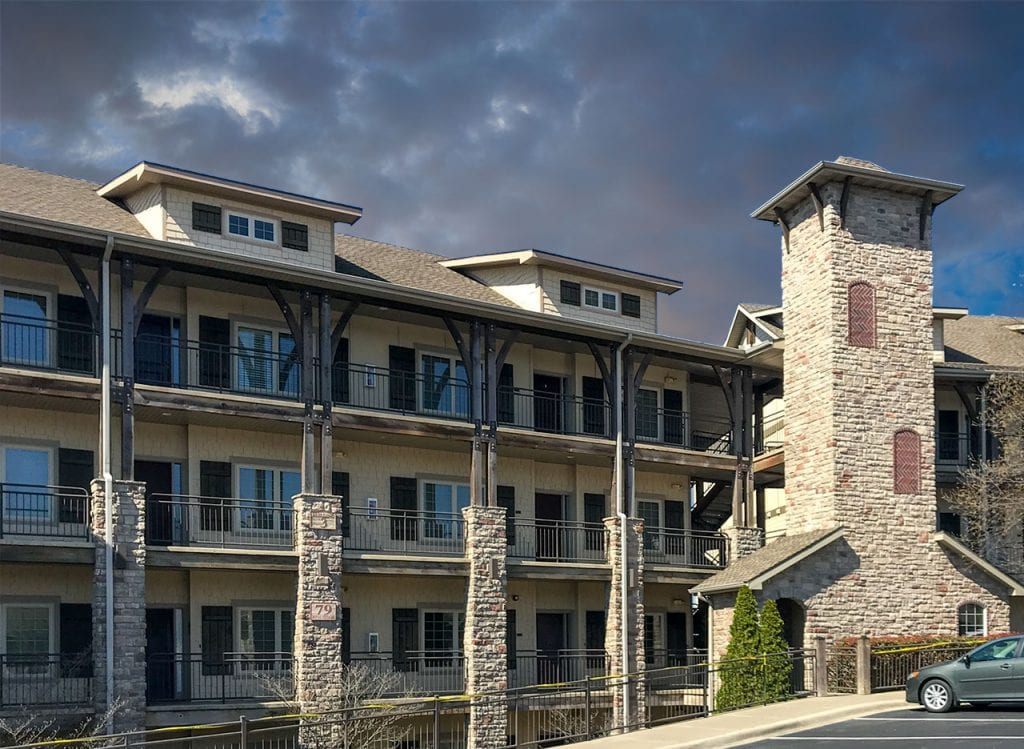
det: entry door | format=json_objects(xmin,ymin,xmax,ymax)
[
  {"xmin": 533, "ymin": 374, "xmax": 564, "ymax": 433},
  {"xmin": 136, "ymin": 314, "xmax": 178, "ymax": 386},
  {"xmin": 136, "ymin": 460, "xmax": 176, "ymax": 545},
  {"xmin": 535, "ymin": 493, "xmax": 564, "ymax": 561},
  {"xmin": 937, "ymin": 410, "xmax": 961, "ymax": 462},
  {"xmin": 146, "ymin": 609, "xmax": 178, "ymax": 702},
  {"xmin": 536, "ymin": 613, "xmax": 568, "ymax": 683}
]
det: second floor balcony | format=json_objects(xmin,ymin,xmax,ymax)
[
  {"xmin": 0, "ymin": 483, "xmax": 91, "ymax": 541},
  {"xmin": 145, "ymin": 495, "xmax": 296, "ymax": 551},
  {"xmin": 145, "ymin": 652, "xmax": 292, "ymax": 705},
  {"xmin": 0, "ymin": 652, "xmax": 93, "ymax": 708}
]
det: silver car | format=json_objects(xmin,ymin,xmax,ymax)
[{"xmin": 906, "ymin": 635, "xmax": 1023, "ymax": 712}]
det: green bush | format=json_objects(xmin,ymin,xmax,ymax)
[
  {"xmin": 715, "ymin": 586, "xmax": 761, "ymax": 710},
  {"xmin": 758, "ymin": 598, "xmax": 792, "ymax": 701}
]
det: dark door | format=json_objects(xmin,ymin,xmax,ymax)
[
  {"xmin": 393, "ymin": 609, "xmax": 419, "ymax": 673},
  {"xmin": 136, "ymin": 314, "xmax": 174, "ymax": 386},
  {"xmin": 136, "ymin": 460, "xmax": 175, "ymax": 544},
  {"xmin": 535, "ymin": 493, "xmax": 564, "ymax": 561},
  {"xmin": 533, "ymin": 374, "xmax": 564, "ymax": 433},
  {"xmin": 146, "ymin": 609, "xmax": 176, "ymax": 702},
  {"xmin": 666, "ymin": 612, "xmax": 687, "ymax": 667},
  {"xmin": 536, "ymin": 613, "xmax": 568, "ymax": 683},
  {"xmin": 581, "ymin": 377, "xmax": 606, "ymax": 436},
  {"xmin": 937, "ymin": 410, "xmax": 961, "ymax": 461}
]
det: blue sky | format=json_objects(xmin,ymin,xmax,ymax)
[{"xmin": 1, "ymin": 1, "xmax": 1021, "ymax": 343}]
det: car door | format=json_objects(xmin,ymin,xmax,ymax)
[{"xmin": 955, "ymin": 637, "xmax": 1022, "ymax": 701}]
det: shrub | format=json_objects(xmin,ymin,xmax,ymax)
[{"xmin": 716, "ymin": 586, "xmax": 761, "ymax": 710}]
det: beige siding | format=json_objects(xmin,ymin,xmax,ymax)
[
  {"xmin": 124, "ymin": 183, "xmax": 165, "ymax": 241},
  {"xmin": 539, "ymin": 270, "xmax": 657, "ymax": 333},
  {"xmin": 465, "ymin": 266, "xmax": 542, "ymax": 311}
]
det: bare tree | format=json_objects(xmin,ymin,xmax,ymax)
[
  {"xmin": 0, "ymin": 699, "xmax": 126, "ymax": 748},
  {"xmin": 950, "ymin": 373, "xmax": 1024, "ymax": 569}
]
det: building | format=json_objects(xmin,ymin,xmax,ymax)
[{"xmin": 0, "ymin": 157, "xmax": 1019, "ymax": 739}]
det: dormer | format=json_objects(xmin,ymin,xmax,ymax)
[
  {"xmin": 440, "ymin": 250, "xmax": 682, "ymax": 333},
  {"xmin": 97, "ymin": 162, "xmax": 361, "ymax": 271},
  {"xmin": 725, "ymin": 303, "xmax": 784, "ymax": 350}
]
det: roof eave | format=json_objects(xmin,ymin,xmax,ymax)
[{"xmin": 934, "ymin": 532, "xmax": 1024, "ymax": 596}]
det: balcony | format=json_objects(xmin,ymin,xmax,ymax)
[
  {"xmin": 0, "ymin": 314, "xmax": 97, "ymax": 377},
  {"xmin": 508, "ymin": 520, "xmax": 606, "ymax": 564},
  {"xmin": 145, "ymin": 495, "xmax": 295, "ymax": 551},
  {"xmin": 509, "ymin": 650, "xmax": 607, "ymax": 689},
  {"xmin": 333, "ymin": 363, "xmax": 471, "ymax": 421},
  {"xmin": 145, "ymin": 652, "xmax": 293, "ymax": 705},
  {"xmin": 346, "ymin": 507, "xmax": 466, "ymax": 557},
  {"xmin": 634, "ymin": 408, "xmax": 733, "ymax": 454},
  {"xmin": 0, "ymin": 484, "xmax": 90, "ymax": 540},
  {"xmin": 498, "ymin": 388, "xmax": 611, "ymax": 438},
  {"xmin": 641, "ymin": 528, "xmax": 728, "ymax": 569},
  {"xmin": 347, "ymin": 652, "xmax": 465, "ymax": 696},
  {"xmin": 0, "ymin": 653, "xmax": 93, "ymax": 707}
]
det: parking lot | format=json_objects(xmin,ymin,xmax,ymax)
[{"xmin": 740, "ymin": 706, "xmax": 1024, "ymax": 748}]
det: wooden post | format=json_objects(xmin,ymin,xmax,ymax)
[
  {"xmin": 119, "ymin": 257, "xmax": 135, "ymax": 480},
  {"xmin": 469, "ymin": 322, "xmax": 485, "ymax": 506},
  {"xmin": 301, "ymin": 292, "xmax": 316, "ymax": 494},
  {"xmin": 814, "ymin": 636, "xmax": 829, "ymax": 696},
  {"xmin": 485, "ymin": 324, "xmax": 498, "ymax": 509},
  {"xmin": 319, "ymin": 294, "xmax": 333, "ymax": 494},
  {"xmin": 730, "ymin": 368, "xmax": 744, "ymax": 526},
  {"xmin": 856, "ymin": 635, "xmax": 872, "ymax": 695},
  {"xmin": 742, "ymin": 367, "xmax": 755, "ymax": 524},
  {"xmin": 623, "ymin": 348, "xmax": 636, "ymax": 516},
  {"xmin": 683, "ymin": 481, "xmax": 693, "ymax": 564}
]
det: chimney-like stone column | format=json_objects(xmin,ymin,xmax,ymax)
[
  {"xmin": 463, "ymin": 505, "xmax": 508, "ymax": 749},
  {"xmin": 91, "ymin": 479, "xmax": 147, "ymax": 735},
  {"xmin": 725, "ymin": 526, "xmax": 764, "ymax": 563},
  {"xmin": 603, "ymin": 515, "xmax": 645, "ymax": 729}
]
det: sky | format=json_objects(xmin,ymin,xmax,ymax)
[{"xmin": 1, "ymin": 1, "xmax": 1022, "ymax": 344}]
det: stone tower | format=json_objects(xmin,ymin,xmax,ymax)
[{"xmin": 696, "ymin": 158, "xmax": 1018, "ymax": 651}]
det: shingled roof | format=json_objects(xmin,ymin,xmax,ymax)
[{"xmin": 943, "ymin": 315, "xmax": 1024, "ymax": 371}]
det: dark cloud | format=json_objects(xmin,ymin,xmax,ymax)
[{"xmin": 2, "ymin": 0, "xmax": 1021, "ymax": 343}]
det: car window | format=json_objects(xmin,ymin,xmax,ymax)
[{"xmin": 972, "ymin": 638, "xmax": 1020, "ymax": 662}]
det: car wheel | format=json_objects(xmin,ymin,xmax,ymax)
[{"xmin": 921, "ymin": 679, "xmax": 956, "ymax": 713}]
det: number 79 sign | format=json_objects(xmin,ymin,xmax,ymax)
[{"xmin": 310, "ymin": 603, "xmax": 337, "ymax": 621}]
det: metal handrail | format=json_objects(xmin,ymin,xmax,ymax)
[
  {"xmin": 146, "ymin": 494, "xmax": 295, "ymax": 550},
  {"xmin": 0, "ymin": 483, "xmax": 91, "ymax": 539},
  {"xmin": 0, "ymin": 313, "xmax": 98, "ymax": 376}
]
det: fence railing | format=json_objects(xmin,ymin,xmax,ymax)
[
  {"xmin": 145, "ymin": 495, "xmax": 295, "ymax": 550},
  {"xmin": 333, "ymin": 362, "xmax": 471, "ymax": 420},
  {"xmin": 0, "ymin": 313, "xmax": 97, "ymax": 376},
  {"xmin": 508, "ymin": 519, "xmax": 607, "ymax": 563},
  {"xmin": 145, "ymin": 652, "xmax": 293, "ymax": 704},
  {"xmin": 641, "ymin": 528, "xmax": 729, "ymax": 569},
  {"xmin": 346, "ymin": 507, "xmax": 466, "ymax": 556},
  {"xmin": 871, "ymin": 643, "xmax": 978, "ymax": 692},
  {"xmin": 498, "ymin": 387, "xmax": 611, "ymax": 438},
  {"xmin": 0, "ymin": 652, "xmax": 93, "ymax": 707},
  {"xmin": 635, "ymin": 411, "xmax": 733, "ymax": 454},
  {"xmin": 347, "ymin": 652, "xmax": 466, "ymax": 696},
  {"xmin": 0, "ymin": 483, "xmax": 91, "ymax": 540},
  {"xmin": 828, "ymin": 637, "xmax": 983, "ymax": 694}
]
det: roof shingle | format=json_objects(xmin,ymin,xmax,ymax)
[{"xmin": 943, "ymin": 315, "xmax": 1024, "ymax": 370}]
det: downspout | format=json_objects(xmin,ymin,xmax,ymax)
[
  {"xmin": 614, "ymin": 333, "xmax": 632, "ymax": 723},
  {"xmin": 100, "ymin": 235, "xmax": 115, "ymax": 726}
]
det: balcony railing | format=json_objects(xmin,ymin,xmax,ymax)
[
  {"xmin": 509, "ymin": 650, "xmax": 607, "ymax": 689},
  {"xmin": 635, "ymin": 409, "xmax": 733, "ymax": 454},
  {"xmin": 758, "ymin": 412, "xmax": 785, "ymax": 454},
  {"xmin": 0, "ymin": 314, "xmax": 97, "ymax": 376},
  {"xmin": 508, "ymin": 519, "xmax": 607, "ymax": 564},
  {"xmin": 145, "ymin": 652, "xmax": 293, "ymax": 704},
  {"xmin": 641, "ymin": 528, "xmax": 729, "ymax": 569},
  {"xmin": 346, "ymin": 507, "xmax": 466, "ymax": 557},
  {"xmin": 0, "ymin": 484, "xmax": 90, "ymax": 540},
  {"xmin": 498, "ymin": 388, "xmax": 611, "ymax": 438},
  {"xmin": 145, "ymin": 495, "xmax": 295, "ymax": 550},
  {"xmin": 347, "ymin": 652, "xmax": 465, "ymax": 696},
  {"xmin": 0, "ymin": 652, "xmax": 93, "ymax": 707},
  {"xmin": 333, "ymin": 363, "xmax": 471, "ymax": 421}
]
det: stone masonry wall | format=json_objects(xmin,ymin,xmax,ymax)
[
  {"xmin": 779, "ymin": 178, "xmax": 1011, "ymax": 642},
  {"xmin": 463, "ymin": 506, "xmax": 508, "ymax": 749},
  {"xmin": 90, "ymin": 479, "xmax": 147, "ymax": 735},
  {"xmin": 727, "ymin": 527, "xmax": 764, "ymax": 563},
  {"xmin": 604, "ymin": 516, "xmax": 645, "ymax": 728}
]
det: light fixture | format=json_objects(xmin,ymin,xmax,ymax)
[
  {"xmin": 672, "ymin": 598, "xmax": 686, "ymax": 607},
  {"xmin": 671, "ymin": 483, "xmax": 684, "ymax": 490},
  {"xmin": 664, "ymin": 375, "xmax": 677, "ymax": 384}
]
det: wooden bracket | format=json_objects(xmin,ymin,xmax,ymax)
[
  {"xmin": 712, "ymin": 363, "xmax": 736, "ymax": 426},
  {"xmin": 133, "ymin": 266, "xmax": 169, "ymax": 335},
  {"xmin": 330, "ymin": 299, "xmax": 360, "ymax": 360},
  {"xmin": 267, "ymin": 284, "xmax": 303, "ymax": 358},
  {"xmin": 807, "ymin": 181, "xmax": 825, "ymax": 232},
  {"xmin": 495, "ymin": 329, "xmax": 519, "ymax": 372},
  {"xmin": 953, "ymin": 382, "xmax": 980, "ymax": 421},
  {"xmin": 919, "ymin": 190, "xmax": 934, "ymax": 241},
  {"xmin": 839, "ymin": 176, "xmax": 853, "ymax": 228},
  {"xmin": 586, "ymin": 341, "xmax": 614, "ymax": 403},
  {"xmin": 442, "ymin": 317, "xmax": 472, "ymax": 388},
  {"xmin": 774, "ymin": 207, "xmax": 790, "ymax": 253},
  {"xmin": 56, "ymin": 246, "xmax": 100, "ymax": 328},
  {"xmin": 631, "ymin": 351, "xmax": 653, "ymax": 397}
]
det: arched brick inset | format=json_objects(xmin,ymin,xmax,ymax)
[
  {"xmin": 894, "ymin": 429, "xmax": 921, "ymax": 494},
  {"xmin": 848, "ymin": 282, "xmax": 876, "ymax": 347}
]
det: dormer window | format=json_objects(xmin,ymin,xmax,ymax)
[
  {"xmin": 584, "ymin": 287, "xmax": 618, "ymax": 313},
  {"xmin": 226, "ymin": 211, "xmax": 277, "ymax": 244}
]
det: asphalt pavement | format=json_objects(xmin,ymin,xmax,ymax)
[{"xmin": 739, "ymin": 705, "xmax": 1024, "ymax": 748}]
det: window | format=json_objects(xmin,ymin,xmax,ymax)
[
  {"xmin": 192, "ymin": 202, "xmax": 222, "ymax": 233},
  {"xmin": 235, "ymin": 325, "xmax": 299, "ymax": 397},
  {"xmin": 958, "ymin": 603, "xmax": 986, "ymax": 637},
  {"xmin": 1, "ymin": 603, "xmax": 53, "ymax": 670},
  {"xmin": 422, "ymin": 481, "xmax": 470, "ymax": 539},
  {"xmin": 423, "ymin": 611, "xmax": 464, "ymax": 667},
  {"xmin": 637, "ymin": 499, "xmax": 662, "ymax": 551},
  {"xmin": 635, "ymin": 389, "xmax": 659, "ymax": 441},
  {"xmin": 893, "ymin": 430, "xmax": 921, "ymax": 494},
  {"xmin": 970, "ymin": 637, "xmax": 1018, "ymax": 662},
  {"xmin": 621, "ymin": 293, "xmax": 642, "ymax": 319},
  {"xmin": 281, "ymin": 221, "xmax": 309, "ymax": 251},
  {"xmin": 237, "ymin": 466, "xmax": 299, "ymax": 534},
  {"xmin": 420, "ymin": 354, "xmax": 469, "ymax": 417},
  {"xmin": 225, "ymin": 212, "xmax": 278, "ymax": 244},
  {"xmin": 2, "ymin": 446, "xmax": 52, "ymax": 523},
  {"xmin": 848, "ymin": 282, "xmax": 876, "ymax": 347},
  {"xmin": 583, "ymin": 286, "xmax": 618, "ymax": 313},
  {"xmin": 2, "ymin": 289, "xmax": 51, "ymax": 368},
  {"xmin": 559, "ymin": 280, "xmax": 581, "ymax": 306},
  {"xmin": 238, "ymin": 608, "xmax": 293, "ymax": 670}
]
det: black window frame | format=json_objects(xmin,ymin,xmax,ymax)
[{"xmin": 559, "ymin": 280, "xmax": 581, "ymax": 306}]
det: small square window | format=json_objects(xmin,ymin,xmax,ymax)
[
  {"xmin": 602, "ymin": 293, "xmax": 617, "ymax": 311},
  {"xmin": 254, "ymin": 220, "xmax": 275, "ymax": 242},
  {"xmin": 229, "ymin": 215, "xmax": 249, "ymax": 237},
  {"xmin": 584, "ymin": 289, "xmax": 600, "ymax": 307}
]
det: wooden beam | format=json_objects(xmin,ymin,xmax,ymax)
[
  {"xmin": 953, "ymin": 382, "xmax": 980, "ymax": 421},
  {"xmin": 55, "ymin": 246, "xmax": 100, "ymax": 329},
  {"xmin": 320, "ymin": 293, "xmax": 333, "ymax": 495},
  {"xmin": 267, "ymin": 284, "xmax": 303, "ymax": 358},
  {"xmin": 919, "ymin": 190, "xmax": 934, "ymax": 241},
  {"xmin": 486, "ymin": 323, "xmax": 499, "ymax": 430},
  {"xmin": 839, "ymin": 176, "xmax": 853, "ymax": 228},
  {"xmin": 711, "ymin": 364, "xmax": 736, "ymax": 426},
  {"xmin": 120, "ymin": 257, "xmax": 135, "ymax": 480},
  {"xmin": 133, "ymin": 266, "xmax": 170, "ymax": 334},
  {"xmin": 807, "ymin": 181, "xmax": 825, "ymax": 232},
  {"xmin": 587, "ymin": 341, "xmax": 615, "ymax": 404},
  {"xmin": 443, "ymin": 317, "xmax": 472, "ymax": 389},
  {"xmin": 495, "ymin": 329, "xmax": 519, "ymax": 372},
  {"xmin": 330, "ymin": 299, "xmax": 360, "ymax": 360},
  {"xmin": 300, "ymin": 291, "xmax": 316, "ymax": 493},
  {"xmin": 774, "ymin": 207, "xmax": 790, "ymax": 253}
]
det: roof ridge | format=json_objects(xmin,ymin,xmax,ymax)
[
  {"xmin": 336, "ymin": 233, "xmax": 451, "ymax": 262},
  {"xmin": 0, "ymin": 162, "xmax": 102, "ymax": 190}
]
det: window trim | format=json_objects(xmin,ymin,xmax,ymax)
[
  {"xmin": 1, "ymin": 443, "xmax": 55, "ymax": 522},
  {"xmin": 1, "ymin": 601, "xmax": 57, "ymax": 659},
  {"xmin": 582, "ymin": 286, "xmax": 620, "ymax": 314},
  {"xmin": 236, "ymin": 606, "xmax": 294, "ymax": 670},
  {"xmin": 231, "ymin": 321, "xmax": 299, "ymax": 397},
  {"xmin": 421, "ymin": 609, "xmax": 464, "ymax": 668},
  {"xmin": 234, "ymin": 463, "xmax": 300, "ymax": 534},
  {"xmin": 420, "ymin": 479, "xmax": 470, "ymax": 540},
  {"xmin": 957, "ymin": 602, "xmax": 987, "ymax": 638},
  {"xmin": 1, "ymin": 284, "xmax": 55, "ymax": 369},
  {"xmin": 417, "ymin": 350, "xmax": 469, "ymax": 418},
  {"xmin": 222, "ymin": 210, "xmax": 280, "ymax": 246}
]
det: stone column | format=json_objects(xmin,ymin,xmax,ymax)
[
  {"xmin": 463, "ymin": 506, "xmax": 508, "ymax": 749},
  {"xmin": 604, "ymin": 516, "xmax": 645, "ymax": 730},
  {"xmin": 725, "ymin": 526, "xmax": 764, "ymax": 563},
  {"xmin": 91, "ymin": 479, "xmax": 147, "ymax": 735},
  {"xmin": 293, "ymin": 494, "xmax": 345, "ymax": 745}
]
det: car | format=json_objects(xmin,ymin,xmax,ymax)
[{"xmin": 906, "ymin": 635, "xmax": 1023, "ymax": 713}]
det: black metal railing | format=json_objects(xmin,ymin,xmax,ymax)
[
  {"xmin": 0, "ymin": 483, "xmax": 90, "ymax": 539},
  {"xmin": 635, "ymin": 410, "xmax": 733, "ymax": 454},
  {"xmin": 346, "ymin": 507, "xmax": 466, "ymax": 556},
  {"xmin": 145, "ymin": 652, "xmax": 293, "ymax": 704},
  {"xmin": 757, "ymin": 412, "xmax": 784, "ymax": 454},
  {"xmin": 145, "ymin": 495, "xmax": 295, "ymax": 550},
  {"xmin": 498, "ymin": 387, "xmax": 611, "ymax": 438},
  {"xmin": 509, "ymin": 650, "xmax": 607, "ymax": 688},
  {"xmin": 0, "ymin": 313, "xmax": 97, "ymax": 376},
  {"xmin": 0, "ymin": 652, "xmax": 93, "ymax": 707},
  {"xmin": 332, "ymin": 362, "xmax": 471, "ymax": 420},
  {"xmin": 641, "ymin": 528, "xmax": 729, "ymax": 569},
  {"xmin": 508, "ymin": 519, "xmax": 607, "ymax": 563},
  {"xmin": 347, "ymin": 652, "xmax": 466, "ymax": 695}
]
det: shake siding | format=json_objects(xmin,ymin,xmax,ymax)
[
  {"xmin": 539, "ymin": 271, "xmax": 658, "ymax": 333},
  {"xmin": 123, "ymin": 183, "xmax": 165, "ymax": 241},
  {"xmin": 468, "ymin": 266, "xmax": 542, "ymax": 311}
]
